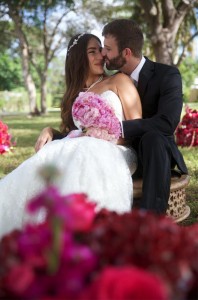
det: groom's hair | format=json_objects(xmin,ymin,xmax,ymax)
[{"xmin": 102, "ymin": 19, "xmax": 144, "ymax": 58}]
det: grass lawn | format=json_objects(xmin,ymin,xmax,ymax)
[
  {"xmin": 0, "ymin": 112, "xmax": 61, "ymax": 176},
  {"xmin": 0, "ymin": 110, "xmax": 197, "ymax": 225}
]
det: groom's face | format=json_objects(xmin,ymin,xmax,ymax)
[{"xmin": 102, "ymin": 35, "xmax": 126, "ymax": 71}]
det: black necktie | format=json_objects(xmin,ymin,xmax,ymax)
[{"xmin": 133, "ymin": 79, "xmax": 138, "ymax": 87}]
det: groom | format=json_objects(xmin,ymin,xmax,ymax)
[{"xmin": 101, "ymin": 19, "xmax": 187, "ymax": 213}]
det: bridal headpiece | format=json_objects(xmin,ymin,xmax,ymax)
[{"xmin": 67, "ymin": 33, "xmax": 86, "ymax": 55}]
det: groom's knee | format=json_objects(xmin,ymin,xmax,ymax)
[{"xmin": 140, "ymin": 131, "xmax": 169, "ymax": 153}]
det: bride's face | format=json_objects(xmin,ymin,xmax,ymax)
[{"xmin": 87, "ymin": 38, "xmax": 104, "ymax": 76}]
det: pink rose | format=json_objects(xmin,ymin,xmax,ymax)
[
  {"xmin": 86, "ymin": 127, "xmax": 116, "ymax": 143},
  {"xmin": 72, "ymin": 92, "xmax": 121, "ymax": 143},
  {"xmin": 65, "ymin": 193, "xmax": 96, "ymax": 231}
]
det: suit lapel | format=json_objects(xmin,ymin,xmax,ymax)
[{"xmin": 137, "ymin": 57, "xmax": 155, "ymax": 100}]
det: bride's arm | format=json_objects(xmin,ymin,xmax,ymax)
[
  {"xmin": 35, "ymin": 127, "xmax": 64, "ymax": 152},
  {"xmin": 116, "ymin": 73, "xmax": 142, "ymax": 121},
  {"xmin": 113, "ymin": 73, "xmax": 142, "ymax": 145}
]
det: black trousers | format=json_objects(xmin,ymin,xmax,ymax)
[{"xmin": 132, "ymin": 131, "xmax": 175, "ymax": 214}]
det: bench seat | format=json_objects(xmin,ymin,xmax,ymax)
[{"xmin": 133, "ymin": 173, "xmax": 190, "ymax": 222}]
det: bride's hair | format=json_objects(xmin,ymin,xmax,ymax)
[{"xmin": 60, "ymin": 33, "xmax": 101, "ymax": 133}]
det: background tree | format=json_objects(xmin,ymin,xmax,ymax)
[
  {"xmin": 0, "ymin": 1, "xmax": 39, "ymax": 114},
  {"xmin": 82, "ymin": 0, "xmax": 198, "ymax": 66},
  {"xmin": 23, "ymin": 0, "xmax": 74, "ymax": 113},
  {"xmin": 0, "ymin": 0, "xmax": 198, "ymax": 113},
  {"xmin": 77, "ymin": 0, "xmax": 198, "ymax": 100},
  {"xmin": 0, "ymin": 0, "xmax": 74, "ymax": 114},
  {"xmin": 0, "ymin": 53, "xmax": 23, "ymax": 91},
  {"xmin": 137, "ymin": 0, "xmax": 198, "ymax": 65}
]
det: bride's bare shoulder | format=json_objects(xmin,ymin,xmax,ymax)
[
  {"xmin": 108, "ymin": 72, "xmax": 133, "ymax": 83},
  {"xmin": 100, "ymin": 73, "xmax": 134, "ymax": 94}
]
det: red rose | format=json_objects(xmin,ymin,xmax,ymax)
[
  {"xmin": 175, "ymin": 106, "xmax": 198, "ymax": 147},
  {"xmin": 3, "ymin": 264, "xmax": 35, "ymax": 295},
  {"xmin": 79, "ymin": 266, "xmax": 169, "ymax": 300}
]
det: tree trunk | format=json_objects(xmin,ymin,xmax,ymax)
[
  {"xmin": 139, "ymin": 0, "xmax": 197, "ymax": 65},
  {"xmin": 20, "ymin": 44, "xmax": 39, "ymax": 114},
  {"xmin": 150, "ymin": 27, "xmax": 177, "ymax": 65},
  {"xmin": 40, "ymin": 72, "xmax": 47, "ymax": 114},
  {"xmin": 8, "ymin": 5, "xmax": 40, "ymax": 115}
]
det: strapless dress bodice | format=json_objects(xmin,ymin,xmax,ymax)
[{"xmin": 99, "ymin": 90, "xmax": 125, "ymax": 123}]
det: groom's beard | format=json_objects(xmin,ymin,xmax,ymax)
[{"xmin": 105, "ymin": 53, "xmax": 126, "ymax": 70}]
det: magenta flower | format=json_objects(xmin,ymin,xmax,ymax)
[
  {"xmin": 18, "ymin": 223, "xmax": 52, "ymax": 266},
  {"xmin": 63, "ymin": 193, "xmax": 96, "ymax": 231},
  {"xmin": 1, "ymin": 185, "xmax": 198, "ymax": 299},
  {"xmin": 0, "ymin": 188, "xmax": 97, "ymax": 299},
  {"xmin": 26, "ymin": 186, "xmax": 67, "ymax": 220},
  {"xmin": 27, "ymin": 187, "xmax": 96, "ymax": 232}
]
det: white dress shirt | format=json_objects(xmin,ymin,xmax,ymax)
[
  {"xmin": 130, "ymin": 56, "xmax": 146, "ymax": 85},
  {"xmin": 121, "ymin": 56, "xmax": 146, "ymax": 137}
]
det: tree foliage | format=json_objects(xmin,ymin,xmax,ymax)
[
  {"xmin": 0, "ymin": 0, "xmax": 197, "ymax": 112},
  {"xmin": 179, "ymin": 57, "xmax": 198, "ymax": 101},
  {"xmin": 0, "ymin": 20, "xmax": 25, "ymax": 91},
  {"xmin": 0, "ymin": 53, "xmax": 23, "ymax": 91}
]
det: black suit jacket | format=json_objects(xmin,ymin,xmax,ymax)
[{"xmin": 123, "ymin": 57, "xmax": 187, "ymax": 173}]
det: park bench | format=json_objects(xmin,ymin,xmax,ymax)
[{"xmin": 133, "ymin": 171, "xmax": 190, "ymax": 223}]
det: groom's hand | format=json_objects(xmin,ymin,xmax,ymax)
[{"xmin": 35, "ymin": 127, "xmax": 53, "ymax": 152}]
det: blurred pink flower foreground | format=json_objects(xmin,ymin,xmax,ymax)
[{"xmin": 1, "ymin": 184, "xmax": 198, "ymax": 300}]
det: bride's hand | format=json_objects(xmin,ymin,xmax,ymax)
[
  {"xmin": 35, "ymin": 127, "xmax": 53, "ymax": 152},
  {"xmin": 116, "ymin": 137, "xmax": 126, "ymax": 145}
]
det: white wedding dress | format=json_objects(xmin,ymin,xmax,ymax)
[{"xmin": 0, "ymin": 91, "xmax": 137, "ymax": 237}]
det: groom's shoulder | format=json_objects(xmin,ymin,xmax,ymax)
[{"xmin": 146, "ymin": 57, "xmax": 179, "ymax": 73}]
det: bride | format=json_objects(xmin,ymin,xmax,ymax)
[{"xmin": 0, "ymin": 33, "xmax": 142, "ymax": 237}]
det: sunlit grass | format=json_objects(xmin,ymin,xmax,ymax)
[
  {"xmin": 0, "ymin": 109, "xmax": 197, "ymax": 225},
  {"xmin": 180, "ymin": 147, "xmax": 198, "ymax": 226},
  {"xmin": 0, "ymin": 112, "xmax": 60, "ymax": 176}
]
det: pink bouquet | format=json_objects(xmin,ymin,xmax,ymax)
[
  {"xmin": 72, "ymin": 92, "xmax": 121, "ymax": 143},
  {"xmin": 0, "ymin": 120, "xmax": 13, "ymax": 154},
  {"xmin": 175, "ymin": 106, "xmax": 198, "ymax": 147}
]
